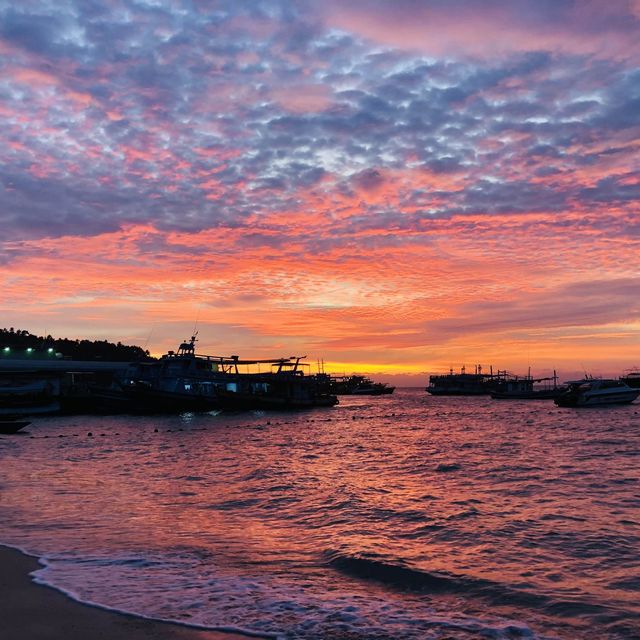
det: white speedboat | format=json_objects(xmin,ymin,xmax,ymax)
[{"xmin": 554, "ymin": 378, "xmax": 640, "ymax": 407}]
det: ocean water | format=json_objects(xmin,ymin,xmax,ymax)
[{"xmin": 1, "ymin": 388, "xmax": 639, "ymax": 639}]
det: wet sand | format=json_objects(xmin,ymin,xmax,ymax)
[{"xmin": 0, "ymin": 545, "xmax": 260, "ymax": 640}]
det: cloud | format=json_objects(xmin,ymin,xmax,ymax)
[
  {"xmin": 1, "ymin": 1, "xmax": 639, "ymax": 373},
  {"xmin": 425, "ymin": 278, "xmax": 640, "ymax": 342},
  {"xmin": 2, "ymin": 1, "xmax": 638, "ymax": 243},
  {"xmin": 320, "ymin": 0, "xmax": 640, "ymax": 59}
]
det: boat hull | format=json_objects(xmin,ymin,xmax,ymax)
[
  {"xmin": 427, "ymin": 388, "xmax": 488, "ymax": 396},
  {"xmin": 87, "ymin": 385, "xmax": 222, "ymax": 414},
  {"xmin": 215, "ymin": 389, "xmax": 338, "ymax": 410},
  {"xmin": 491, "ymin": 390, "xmax": 562, "ymax": 400},
  {"xmin": 0, "ymin": 420, "xmax": 31, "ymax": 434},
  {"xmin": 350, "ymin": 387, "xmax": 395, "ymax": 396},
  {"xmin": 0, "ymin": 378, "xmax": 61, "ymax": 416},
  {"xmin": 555, "ymin": 390, "xmax": 640, "ymax": 407}
]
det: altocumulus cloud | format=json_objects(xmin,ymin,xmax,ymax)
[{"xmin": 0, "ymin": 0, "xmax": 637, "ymax": 274}]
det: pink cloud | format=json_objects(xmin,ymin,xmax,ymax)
[
  {"xmin": 321, "ymin": 1, "xmax": 640, "ymax": 59},
  {"xmin": 270, "ymin": 84, "xmax": 334, "ymax": 113}
]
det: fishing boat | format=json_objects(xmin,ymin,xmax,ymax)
[
  {"xmin": 427, "ymin": 365, "xmax": 509, "ymax": 395},
  {"xmin": 94, "ymin": 336, "xmax": 337, "ymax": 412},
  {"xmin": 213, "ymin": 357, "xmax": 338, "ymax": 410},
  {"xmin": 491, "ymin": 371, "xmax": 563, "ymax": 400},
  {"xmin": 554, "ymin": 378, "xmax": 640, "ymax": 407},
  {"xmin": 329, "ymin": 375, "xmax": 395, "ymax": 395}
]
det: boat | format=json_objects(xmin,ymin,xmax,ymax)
[
  {"xmin": 0, "ymin": 376, "xmax": 61, "ymax": 417},
  {"xmin": 427, "ymin": 365, "xmax": 509, "ymax": 395},
  {"xmin": 491, "ymin": 371, "xmax": 564, "ymax": 400},
  {"xmin": 329, "ymin": 375, "xmax": 395, "ymax": 395},
  {"xmin": 93, "ymin": 336, "xmax": 338, "ymax": 412},
  {"xmin": 554, "ymin": 378, "xmax": 640, "ymax": 407},
  {"xmin": 0, "ymin": 419, "xmax": 31, "ymax": 434},
  {"xmin": 620, "ymin": 368, "xmax": 640, "ymax": 389},
  {"xmin": 213, "ymin": 359, "xmax": 338, "ymax": 410}
]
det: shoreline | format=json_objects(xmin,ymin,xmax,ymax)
[{"xmin": 0, "ymin": 544, "xmax": 271, "ymax": 640}]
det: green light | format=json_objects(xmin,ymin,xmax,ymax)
[
  {"xmin": 47, "ymin": 348, "xmax": 54, "ymax": 353},
  {"xmin": 26, "ymin": 347, "xmax": 34, "ymax": 353},
  {"xmin": 3, "ymin": 347, "xmax": 10, "ymax": 352}
]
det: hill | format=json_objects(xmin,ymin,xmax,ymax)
[{"xmin": 0, "ymin": 328, "xmax": 152, "ymax": 362}]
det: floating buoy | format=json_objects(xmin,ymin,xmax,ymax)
[{"xmin": 87, "ymin": 432, "xmax": 93, "ymax": 437}]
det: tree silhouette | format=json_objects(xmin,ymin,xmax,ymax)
[{"xmin": 0, "ymin": 328, "xmax": 152, "ymax": 362}]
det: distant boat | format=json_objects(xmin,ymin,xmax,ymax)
[
  {"xmin": 620, "ymin": 368, "xmax": 640, "ymax": 389},
  {"xmin": 554, "ymin": 378, "xmax": 640, "ymax": 407},
  {"xmin": 329, "ymin": 375, "xmax": 395, "ymax": 395},
  {"xmin": 491, "ymin": 371, "xmax": 564, "ymax": 400},
  {"xmin": 427, "ymin": 365, "xmax": 509, "ymax": 395},
  {"xmin": 0, "ymin": 419, "xmax": 31, "ymax": 434}
]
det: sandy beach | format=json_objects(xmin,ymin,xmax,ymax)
[{"xmin": 0, "ymin": 545, "xmax": 258, "ymax": 640}]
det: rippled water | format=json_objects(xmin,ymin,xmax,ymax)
[{"xmin": 1, "ymin": 389, "xmax": 640, "ymax": 639}]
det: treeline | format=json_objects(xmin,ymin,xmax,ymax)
[{"xmin": 0, "ymin": 328, "xmax": 152, "ymax": 361}]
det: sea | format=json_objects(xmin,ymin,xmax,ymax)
[{"xmin": 1, "ymin": 388, "xmax": 639, "ymax": 640}]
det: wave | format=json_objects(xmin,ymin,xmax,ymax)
[
  {"xmin": 325, "ymin": 550, "xmax": 633, "ymax": 623},
  {"xmin": 0, "ymin": 543, "xmax": 280, "ymax": 640}
]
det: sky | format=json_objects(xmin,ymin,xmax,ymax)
[{"xmin": 1, "ymin": 0, "xmax": 639, "ymax": 384}]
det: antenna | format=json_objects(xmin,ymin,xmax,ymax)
[
  {"xmin": 143, "ymin": 326, "xmax": 154, "ymax": 351},
  {"xmin": 192, "ymin": 304, "xmax": 202, "ymax": 338}
]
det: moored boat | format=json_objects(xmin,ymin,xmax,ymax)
[
  {"xmin": 554, "ymin": 378, "xmax": 640, "ymax": 407},
  {"xmin": 329, "ymin": 375, "xmax": 394, "ymax": 395},
  {"xmin": 427, "ymin": 365, "xmax": 509, "ymax": 395},
  {"xmin": 0, "ymin": 419, "xmax": 31, "ymax": 434},
  {"xmin": 0, "ymin": 376, "xmax": 61, "ymax": 417},
  {"xmin": 93, "ymin": 336, "xmax": 337, "ymax": 412},
  {"xmin": 619, "ymin": 368, "xmax": 640, "ymax": 389},
  {"xmin": 491, "ymin": 371, "xmax": 564, "ymax": 400}
]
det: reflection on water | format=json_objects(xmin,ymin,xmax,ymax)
[{"xmin": 1, "ymin": 390, "xmax": 639, "ymax": 639}]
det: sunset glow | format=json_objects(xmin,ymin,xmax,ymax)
[{"xmin": 1, "ymin": 0, "xmax": 639, "ymax": 383}]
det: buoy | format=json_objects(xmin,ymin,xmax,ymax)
[{"xmin": 87, "ymin": 432, "xmax": 93, "ymax": 437}]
